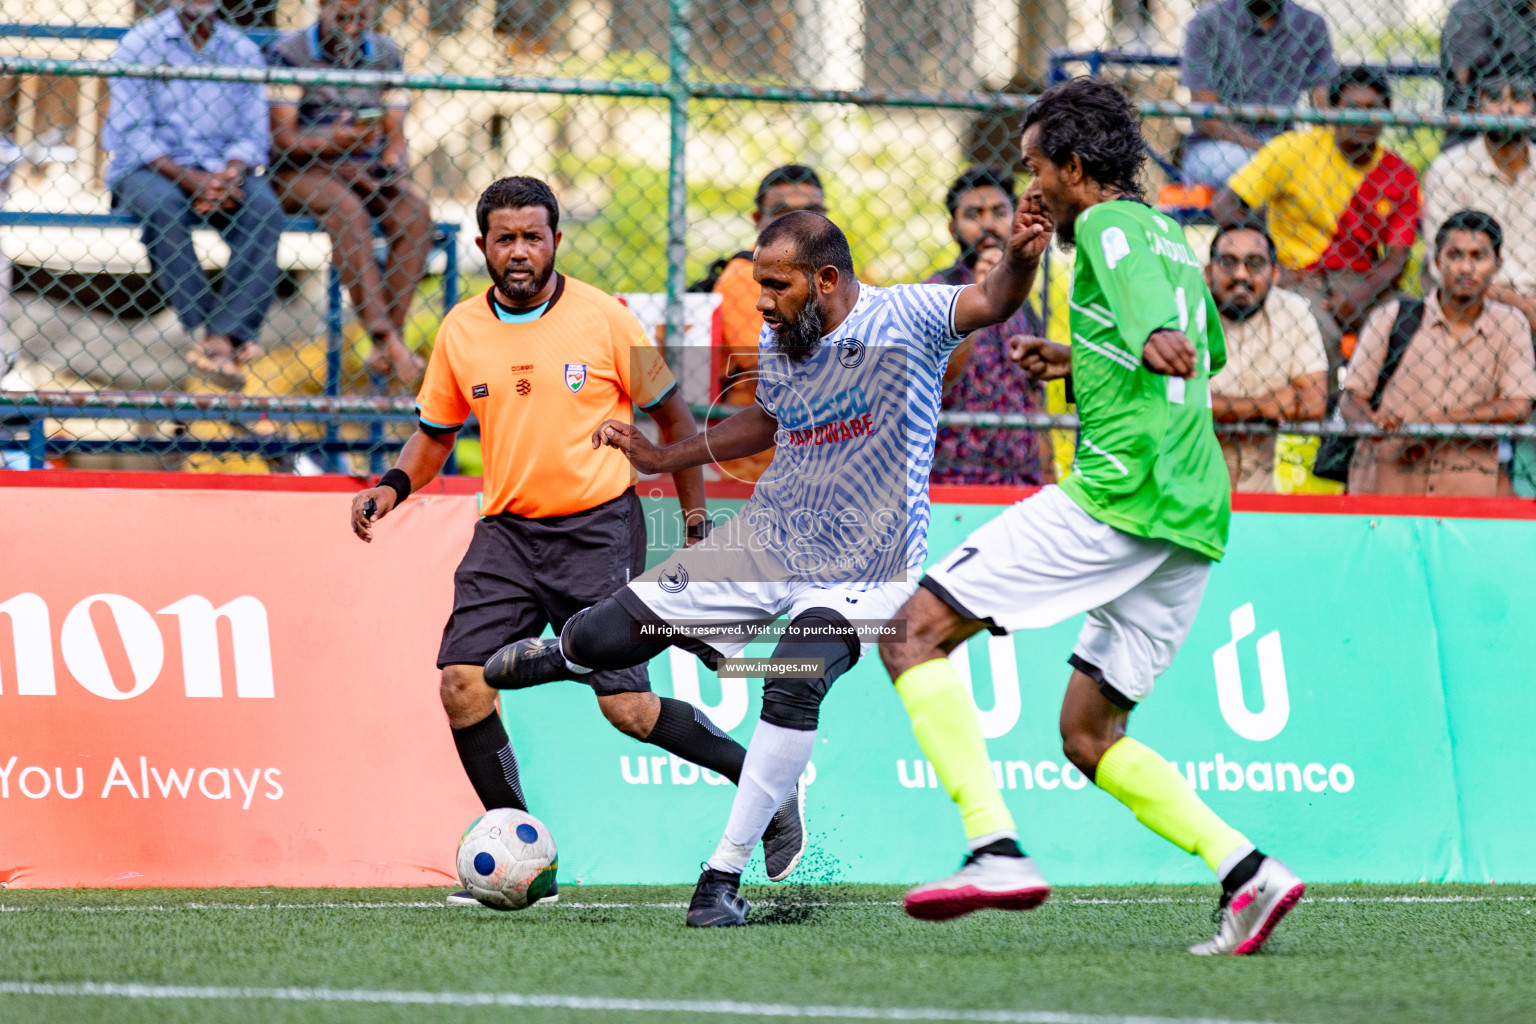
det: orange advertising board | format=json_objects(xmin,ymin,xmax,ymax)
[{"xmin": 0, "ymin": 475, "xmax": 484, "ymax": 887}]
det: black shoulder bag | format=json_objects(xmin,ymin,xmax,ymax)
[{"xmin": 1312, "ymin": 298, "xmax": 1424, "ymax": 484}]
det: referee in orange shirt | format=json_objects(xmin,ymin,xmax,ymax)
[{"xmin": 351, "ymin": 177, "xmax": 769, "ymax": 903}]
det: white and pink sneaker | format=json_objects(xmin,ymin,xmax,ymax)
[
  {"xmin": 1189, "ymin": 856, "xmax": 1306, "ymax": 955},
  {"xmin": 903, "ymin": 853, "xmax": 1051, "ymax": 921}
]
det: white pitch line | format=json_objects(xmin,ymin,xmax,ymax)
[
  {"xmin": 0, "ymin": 895, "xmax": 1530, "ymax": 914},
  {"xmin": 0, "ymin": 980, "xmax": 1308, "ymax": 1024},
  {"xmin": 1308, "ymin": 895, "xmax": 1535, "ymax": 904},
  {"xmin": 0, "ymin": 902, "xmax": 448, "ymax": 912}
]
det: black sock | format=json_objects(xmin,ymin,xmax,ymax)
[
  {"xmin": 451, "ymin": 711, "xmax": 527, "ymax": 811},
  {"xmin": 1220, "ymin": 849, "xmax": 1266, "ymax": 896},
  {"xmin": 972, "ymin": 837, "xmax": 1025, "ymax": 859},
  {"xmin": 646, "ymin": 697, "xmax": 746, "ymax": 784}
]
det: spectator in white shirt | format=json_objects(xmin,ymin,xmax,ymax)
[
  {"xmin": 1422, "ymin": 75, "xmax": 1536, "ymax": 332},
  {"xmin": 1205, "ymin": 222, "xmax": 1330, "ymax": 491}
]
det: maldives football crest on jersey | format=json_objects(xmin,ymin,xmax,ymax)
[{"xmin": 565, "ymin": 363, "xmax": 587, "ymax": 393}]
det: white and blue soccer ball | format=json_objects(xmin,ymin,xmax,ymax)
[{"xmin": 455, "ymin": 808, "xmax": 559, "ymax": 910}]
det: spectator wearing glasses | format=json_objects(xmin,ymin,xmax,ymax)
[
  {"xmin": 1180, "ymin": 0, "xmax": 1337, "ymax": 187},
  {"xmin": 1342, "ymin": 210, "xmax": 1536, "ymax": 496},
  {"xmin": 926, "ymin": 167, "xmax": 1052, "ymax": 485},
  {"xmin": 1214, "ymin": 67, "xmax": 1420, "ymax": 383},
  {"xmin": 1205, "ymin": 222, "xmax": 1329, "ymax": 491},
  {"xmin": 1423, "ymin": 76, "xmax": 1536, "ymax": 332},
  {"xmin": 703, "ymin": 164, "xmax": 826, "ymax": 482},
  {"xmin": 104, "ymin": 0, "xmax": 282, "ymax": 390},
  {"xmin": 268, "ymin": 0, "xmax": 430, "ymax": 385}
]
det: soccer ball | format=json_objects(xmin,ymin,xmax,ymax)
[{"xmin": 455, "ymin": 808, "xmax": 559, "ymax": 910}]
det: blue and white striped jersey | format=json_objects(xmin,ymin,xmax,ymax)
[{"xmin": 747, "ymin": 282, "xmax": 966, "ymax": 585}]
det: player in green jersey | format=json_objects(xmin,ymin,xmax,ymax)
[{"xmin": 879, "ymin": 77, "xmax": 1304, "ymax": 954}]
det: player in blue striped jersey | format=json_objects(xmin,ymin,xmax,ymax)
[{"xmin": 480, "ymin": 207, "xmax": 1051, "ymax": 925}]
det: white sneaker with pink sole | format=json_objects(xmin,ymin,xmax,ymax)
[
  {"xmin": 1190, "ymin": 856, "xmax": 1306, "ymax": 955},
  {"xmin": 902, "ymin": 853, "xmax": 1051, "ymax": 921}
]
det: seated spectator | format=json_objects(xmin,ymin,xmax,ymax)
[
  {"xmin": 1205, "ymin": 221, "xmax": 1329, "ymax": 491},
  {"xmin": 1441, "ymin": 0, "xmax": 1536, "ymax": 121},
  {"xmin": 926, "ymin": 167, "xmax": 1052, "ymax": 486},
  {"xmin": 268, "ymin": 0, "xmax": 429, "ymax": 385},
  {"xmin": 1343, "ymin": 210, "xmax": 1536, "ymax": 496},
  {"xmin": 704, "ymin": 164, "xmax": 825, "ymax": 482},
  {"xmin": 1180, "ymin": 0, "xmax": 1336, "ymax": 187},
  {"xmin": 103, "ymin": 0, "xmax": 282, "ymax": 390},
  {"xmin": 1423, "ymin": 76, "xmax": 1536, "ymax": 331},
  {"xmin": 1214, "ymin": 67, "xmax": 1420, "ymax": 383}
]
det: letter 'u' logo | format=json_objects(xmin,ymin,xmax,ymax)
[{"xmin": 1212, "ymin": 603, "xmax": 1289, "ymax": 741}]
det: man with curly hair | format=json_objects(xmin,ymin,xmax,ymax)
[{"xmin": 880, "ymin": 77, "xmax": 1306, "ymax": 955}]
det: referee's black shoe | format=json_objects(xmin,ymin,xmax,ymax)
[
  {"xmin": 483, "ymin": 637, "xmax": 578, "ymax": 689},
  {"xmin": 686, "ymin": 866, "xmax": 750, "ymax": 927}
]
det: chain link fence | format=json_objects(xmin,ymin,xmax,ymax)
[{"xmin": 0, "ymin": 0, "xmax": 1532, "ymax": 494}]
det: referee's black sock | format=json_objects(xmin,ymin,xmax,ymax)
[
  {"xmin": 451, "ymin": 710, "xmax": 528, "ymax": 811},
  {"xmin": 646, "ymin": 697, "xmax": 746, "ymax": 784}
]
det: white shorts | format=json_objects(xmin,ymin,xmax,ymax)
[
  {"xmin": 921, "ymin": 485, "xmax": 1211, "ymax": 706},
  {"xmin": 620, "ymin": 512, "xmax": 919, "ymax": 662}
]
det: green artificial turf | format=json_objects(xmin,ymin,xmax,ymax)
[{"xmin": 0, "ymin": 884, "xmax": 1532, "ymax": 1023}]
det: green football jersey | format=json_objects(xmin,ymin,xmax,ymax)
[{"xmin": 1057, "ymin": 200, "xmax": 1231, "ymax": 560}]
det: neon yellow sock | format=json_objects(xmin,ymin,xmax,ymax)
[
  {"xmin": 1095, "ymin": 736, "xmax": 1249, "ymax": 873},
  {"xmin": 894, "ymin": 659, "xmax": 1015, "ymax": 842}
]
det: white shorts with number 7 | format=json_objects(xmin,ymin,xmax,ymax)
[{"xmin": 919, "ymin": 484, "xmax": 1211, "ymax": 706}]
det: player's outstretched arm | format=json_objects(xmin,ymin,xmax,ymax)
[
  {"xmin": 953, "ymin": 191, "xmax": 1052, "ymax": 334},
  {"xmin": 643, "ymin": 389, "xmax": 709, "ymax": 541},
  {"xmin": 350, "ymin": 427, "xmax": 456, "ymax": 542},
  {"xmin": 1142, "ymin": 330, "xmax": 1198, "ymax": 379},
  {"xmin": 593, "ymin": 404, "xmax": 778, "ymax": 475}
]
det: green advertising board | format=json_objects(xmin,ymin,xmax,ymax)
[{"xmin": 504, "ymin": 500, "xmax": 1536, "ymax": 886}]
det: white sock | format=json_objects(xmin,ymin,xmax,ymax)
[
  {"xmin": 707, "ymin": 836, "xmax": 755, "ymax": 876},
  {"xmin": 704, "ymin": 719, "xmax": 814, "ymax": 875}
]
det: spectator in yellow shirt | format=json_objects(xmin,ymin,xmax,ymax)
[{"xmin": 1213, "ymin": 67, "xmax": 1420, "ymax": 383}]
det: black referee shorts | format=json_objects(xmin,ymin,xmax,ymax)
[{"xmin": 437, "ymin": 488, "xmax": 650, "ymax": 696}]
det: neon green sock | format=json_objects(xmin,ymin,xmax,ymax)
[
  {"xmin": 894, "ymin": 659, "xmax": 1015, "ymax": 842},
  {"xmin": 1095, "ymin": 736, "xmax": 1249, "ymax": 873}
]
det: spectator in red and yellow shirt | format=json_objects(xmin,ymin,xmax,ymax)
[{"xmin": 1214, "ymin": 66, "xmax": 1420, "ymax": 382}]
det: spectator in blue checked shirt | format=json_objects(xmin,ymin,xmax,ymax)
[
  {"xmin": 1180, "ymin": 0, "xmax": 1337, "ymax": 188},
  {"xmin": 104, "ymin": 0, "xmax": 282, "ymax": 390}
]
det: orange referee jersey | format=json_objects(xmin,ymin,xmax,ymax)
[{"xmin": 416, "ymin": 274, "xmax": 677, "ymax": 518}]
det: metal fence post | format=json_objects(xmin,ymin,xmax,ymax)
[
  {"xmin": 664, "ymin": 0, "xmax": 691, "ymax": 356},
  {"xmin": 442, "ymin": 225, "xmax": 461, "ymax": 310},
  {"xmin": 25, "ymin": 411, "xmax": 46, "ymax": 469},
  {"xmin": 323, "ymin": 263, "xmax": 346, "ymax": 473},
  {"xmin": 433, "ymin": 225, "xmax": 462, "ymax": 476}
]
